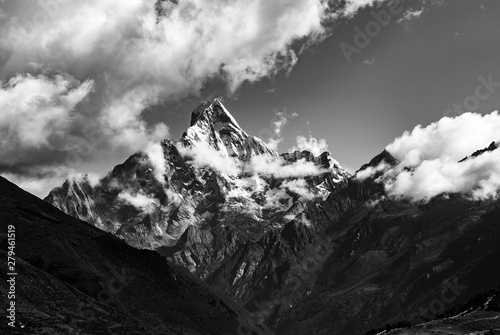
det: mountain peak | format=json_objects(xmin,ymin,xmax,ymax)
[
  {"xmin": 459, "ymin": 140, "xmax": 499, "ymax": 163},
  {"xmin": 181, "ymin": 98, "xmax": 277, "ymax": 160},
  {"xmin": 190, "ymin": 98, "xmax": 241, "ymax": 130}
]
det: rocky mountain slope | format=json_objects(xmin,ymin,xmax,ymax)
[
  {"xmin": 45, "ymin": 98, "xmax": 351, "ymax": 327},
  {"xmin": 0, "ymin": 175, "xmax": 267, "ymax": 335},
  {"xmin": 274, "ymin": 146, "xmax": 500, "ymax": 334},
  {"xmin": 44, "ymin": 99, "xmax": 500, "ymax": 334}
]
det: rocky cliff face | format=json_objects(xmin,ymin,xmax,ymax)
[{"xmin": 45, "ymin": 98, "xmax": 352, "ymax": 327}]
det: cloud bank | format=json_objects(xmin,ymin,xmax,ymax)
[
  {"xmin": 363, "ymin": 112, "xmax": 500, "ymax": 201},
  {"xmin": 0, "ymin": 0, "xmax": 389, "ymax": 197}
]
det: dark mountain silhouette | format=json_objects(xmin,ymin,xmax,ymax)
[{"xmin": 0, "ymin": 176, "xmax": 269, "ymax": 335}]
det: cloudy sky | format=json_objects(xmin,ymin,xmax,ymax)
[{"xmin": 1, "ymin": 0, "xmax": 499, "ymax": 198}]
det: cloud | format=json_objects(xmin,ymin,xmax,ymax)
[
  {"xmin": 144, "ymin": 142, "xmax": 166, "ymax": 184},
  {"xmin": 0, "ymin": 73, "xmax": 169, "ymax": 197},
  {"xmin": 248, "ymin": 154, "xmax": 326, "ymax": 179},
  {"xmin": 117, "ymin": 190, "xmax": 160, "ymax": 211},
  {"xmin": 0, "ymin": 0, "xmax": 336, "ymax": 93},
  {"xmin": 363, "ymin": 57, "xmax": 375, "ymax": 66},
  {"xmin": 0, "ymin": 0, "xmax": 386, "ymax": 196},
  {"xmin": 264, "ymin": 186, "xmax": 292, "ymax": 209},
  {"xmin": 342, "ymin": 0, "xmax": 387, "ymax": 17},
  {"xmin": 282, "ymin": 179, "xmax": 316, "ymax": 200},
  {"xmin": 179, "ymin": 142, "xmax": 240, "ymax": 177},
  {"xmin": 291, "ymin": 135, "xmax": 329, "ymax": 156},
  {"xmin": 267, "ymin": 107, "xmax": 298, "ymax": 151},
  {"xmin": 68, "ymin": 172, "xmax": 101, "ymax": 188},
  {"xmin": 397, "ymin": 8, "xmax": 424, "ymax": 24},
  {"xmin": 367, "ymin": 112, "xmax": 500, "ymax": 201},
  {"xmin": 179, "ymin": 142, "xmax": 327, "ymax": 180},
  {"xmin": 0, "ymin": 73, "xmax": 94, "ymax": 158},
  {"xmin": 355, "ymin": 162, "xmax": 389, "ymax": 181},
  {"xmin": 0, "ymin": 165, "xmax": 72, "ymax": 198},
  {"xmin": 386, "ymin": 112, "xmax": 500, "ymax": 165}
]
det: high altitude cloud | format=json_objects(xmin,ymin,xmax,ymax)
[
  {"xmin": 267, "ymin": 108, "xmax": 298, "ymax": 151},
  {"xmin": 0, "ymin": 74, "xmax": 93, "ymax": 158},
  {"xmin": 1, "ymin": 0, "xmax": 336, "ymax": 93},
  {"xmin": 342, "ymin": 0, "xmax": 387, "ymax": 16},
  {"xmin": 397, "ymin": 8, "xmax": 424, "ymax": 24},
  {"xmin": 249, "ymin": 154, "xmax": 327, "ymax": 178},
  {"xmin": 118, "ymin": 190, "xmax": 160, "ymax": 212},
  {"xmin": 362, "ymin": 112, "xmax": 500, "ymax": 201},
  {"xmin": 179, "ymin": 142, "xmax": 240, "ymax": 177},
  {"xmin": 0, "ymin": 0, "xmax": 389, "ymax": 197},
  {"xmin": 291, "ymin": 135, "xmax": 329, "ymax": 156},
  {"xmin": 282, "ymin": 179, "xmax": 316, "ymax": 200}
]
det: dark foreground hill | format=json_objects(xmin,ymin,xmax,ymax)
[{"xmin": 0, "ymin": 176, "xmax": 269, "ymax": 335}]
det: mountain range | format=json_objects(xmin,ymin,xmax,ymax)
[{"xmin": 1, "ymin": 99, "xmax": 499, "ymax": 334}]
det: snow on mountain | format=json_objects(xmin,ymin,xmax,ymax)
[
  {"xmin": 46, "ymin": 98, "xmax": 349, "ymax": 247},
  {"xmin": 180, "ymin": 98, "xmax": 278, "ymax": 162},
  {"xmin": 44, "ymin": 98, "xmax": 352, "ymax": 327}
]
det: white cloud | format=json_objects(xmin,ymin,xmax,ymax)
[
  {"xmin": 0, "ymin": 165, "xmax": 103, "ymax": 199},
  {"xmin": 291, "ymin": 135, "xmax": 329, "ymax": 156},
  {"xmin": 180, "ymin": 142, "xmax": 240, "ymax": 177},
  {"xmin": 249, "ymin": 154, "xmax": 326, "ymax": 179},
  {"xmin": 398, "ymin": 8, "xmax": 424, "ymax": 23},
  {"xmin": 0, "ymin": 0, "xmax": 335, "ymax": 95},
  {"xmin": 0, "ymin": 74, "xmax": 93, "ymax": 156},
  {"xmin": 355, "ymin": 162, "xmax": 389, "ymax": 181},
  {"xmin": 282, "ymin": 179, "xmax": 316, "ymax": 200},
  {"xmin": 117, "ymin": 190, "xmax": 160, "ymax": 211},
  {"xmin": 67, "ymin": 172, "xmax": 101, "ymax": 188},
  {"xmin": 85, "ymin": 173, "xmax": 101, "ymax": 188},
  {"xmin": 0, "ymin": 0, "xmax": 385, "ymax": 195},
  {"xmin": 372, "ymin": 112, "xmax": 500, "ymax": 201},
  {"xmin": 165, "ymin": 188, "xmax": 182, "ymax": 207},
  {"xmin": 144, "ymin": 142, "xmax": 166, "ymax": 184},
  {"xmin": 386, "ymin": 112, "xmax": 500, "ymax": 166},
  {"xmin": 264, "ymin": 186, "xmax": 292, "ymax": 209},
  {"xmin": 0, "ymin": 73, "xmax": 169, "ymax": 196},
  {"xmin": 267, "ymin": 107, "xmax": 298, "ymax": 151},
  {"xmin": 342, "ymin": 0, "xmax": 387, "ymax": 17}
]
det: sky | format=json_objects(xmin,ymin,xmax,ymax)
[{"xmin": 1, "ymin": 0, "xmax": 500, "ymax": 198}]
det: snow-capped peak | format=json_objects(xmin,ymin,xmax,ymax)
[
  {"xmin": 180, "ymin": 98, "xmax": 277, "ymax": 161},
  {"xmin": 190, "ymin": 98, "xmax": 242, "ymax": 130}
]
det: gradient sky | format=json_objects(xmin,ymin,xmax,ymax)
[
  {"xmin": 149, "ymin": 0, "xmax": 500, "ymax": 171},
  {"xmin": 1, "ymin": 0, "xmax": 500, "ymax": 197}
]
